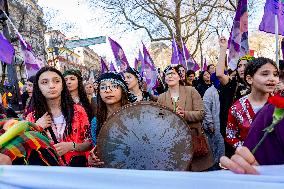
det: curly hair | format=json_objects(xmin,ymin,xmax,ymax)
[
  {"xmin": 63, "ymin": 69, "xmax": 94, "ymax": 122},
  {"xmin": 244, "ymin": 57, "xmax": 278, "ymax": 85},
  {"xmin": 30, "ymin": 67, "xmax": 75, "ymax": 138}
]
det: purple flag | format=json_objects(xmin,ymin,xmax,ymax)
[
  {"xmin": 183, "ymin": 42, "xmax": 196, "ymax": 70},
  {"xmin": 137, "ymin": 49, "xmax": 144, "ymax": 74},
  {"xmin": 228, "ymin": 0, "xmax": 249, "ymax": 70},
  {"xmin": 202, "ymin": 58, "xmax": 208, "ymax": 71},
  {"xmin": 101, "ymin": 58, "xmax": 109, "ymax": 73},
  {"xmin": 0, "ymin": 33, "xmax": 14, "ymax": 64},
  {"xmin": 259, "ymin": 0, "xmax": 284, "ymax": 36},
  {"xmin": 142, "ymin": 43, "xmax": 158, "ymax": 93},
  {"xmin": 193, "ymin": 60, "xmax": 200, "ymax": 72},
  {"xmin": 108, "ymin": 37, "xmax": 129, "ymax": 72},
  {"xmin": 20, "ymin": 39, "xmax": 42, "ymax": 78},
  {"xmin": 171, "ymin": 36, "xmax": 179, "ymax": 65},
  {"xmin": 109, "ymin": 61, "xmax": 117, "ymax": 72},
  {"xmin": 134, "ymin": 58, "xmax": 139, "ymax": 70},
  {"xmin": 177, "ymin": 48, "xmax": 187, "ymax": 70}
]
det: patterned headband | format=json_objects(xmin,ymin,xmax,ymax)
[
  {"xmin": 99, "ymin": 78, "xmax": 128, "ymax": 93},
  {"xmin": 238, "ymin": 55, "xmax": 255, "ymax": 62}
]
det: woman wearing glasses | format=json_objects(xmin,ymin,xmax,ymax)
[
  {"xmin": 157, "ymin": 65, "xmax": 214, "ymax": 171},
  {"xmin": 88, "ymin": 72, "xmax": 132, "ymax": 166}
]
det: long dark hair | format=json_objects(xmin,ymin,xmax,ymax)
[
  {"xmin": 64, "ymin": 70, "xmax": 94, "ymax": 122},
  {"xmin": 198, "ymin": 70, "xmax": 211, "ymax": 86},
  {"xmin": 31, "ymin": 67, "xmax": 74, "ymax": 138},
  {"xmin": 244, "ymin": 57, "xmax": 278, "ymax": 85}
]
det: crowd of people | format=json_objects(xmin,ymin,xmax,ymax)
[{"xmin": 1, "ymin": 36, "xmax": 284, "ymax": 175}]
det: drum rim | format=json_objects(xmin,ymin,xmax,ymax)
[{"xmin": 97, "ymin": 101, "xmax": 193, "ymax": 171}]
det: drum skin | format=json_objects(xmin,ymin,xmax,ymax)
[{"xmin": 97, "ymin": 102, "xmax": 193, "ymax": 171}]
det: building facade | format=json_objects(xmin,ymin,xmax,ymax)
[
  {"xmin": 45, "ymin": 30, "xmax": 101, "ymax": 81},
  {"xmin": 0, "ymin": 0, "xmax": 46, "ymax": 82}
]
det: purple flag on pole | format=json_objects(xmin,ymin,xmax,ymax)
[
  {"xmin": 20, "ymin": 39, "xmax": 42, "ymax": 78},
  {"xmin": 101, "ymin": 58, "xmax": 109, "ymax": 73},
  {"xmin": 0, "ymin": 33, "xmax": 14, "ymax": 64},
  {"xmin": 228, "ymin": 0, "xmax": 249, "ymax": 70},
  {"xmin": 137, "ymin": 49, "xmax": 144, "ymax": 74},
  {"xmin": 259, "ymin": 0, "xmax": 284, "ymax": 36},
  {"xmin": 183, "ymin": 42, "xmax": 196, "ymax": 71},
  {"xmin": 108, "ymin": 37, "xmax": 129, "ymax": 72},
  {"xmin": 142, "ymin": 43, "xmax": 158, "ymax": 93},
  {"xmin": 21, "ymin": 49, "xmax": 42, "ymax": 78},
  {"xmin": 134, "ymin": 58, "xmax": 139, "ymax": 70},
  {"xmin": 178, "ymin": 49, "xmax": 187, "ymax": 69},
  {"xmin": 171, "ymin": 36, "xmax": 179, "ymax": 65},
  {"xmin": 202, "ymin": 58, "xmax": 208, "ymax": 71},
  {"xmin": 193, "ymin": 59, "xmax": 200, "ymax": 72},
  {"xmin": 109, "ymin": 61, "xmax": 117, "ymax": 72}
]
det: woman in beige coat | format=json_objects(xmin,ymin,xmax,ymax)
[{"xmin": 158, "ymin": 65, "xmax": 214, "ymax": 171}]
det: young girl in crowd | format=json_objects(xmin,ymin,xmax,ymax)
[
  {"xmin": 123, "ymin": 67, "xmax": 156, "ymax": 102},
  {"xmin": 84, "ymin": 81, "xmax": 96, "ymax": 103},
  {"xmin": 196, "ymin": 70, "xmax": 212, "ymax": 97},
  {"xmin": 88, "ymin": 72, "xmax": 131, "ymax": 166},
  {"xmin": 157, "ymin": 65, "xmax": 214, "ymax": 172},
  {"xmin": 26, "ymin": 67, "xmax": 91, "ymax": 167},
  {"xmin": 226, "ymin": 57, "xmax": 279, "ymax": 149},
  {"xmin": 220, "ymin": 92, "xmax": 284, "ymax": 174},
  {"xmin": 63, "ymin": 69, "xmax": 94, "ymax": 122}
]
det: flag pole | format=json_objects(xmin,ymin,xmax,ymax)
[{"xmin": 275, "ymin": 14, "xmax": 279, "ymax": 68}]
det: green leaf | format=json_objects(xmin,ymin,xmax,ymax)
[{"xmin": 273, "ymin": 108, "xmax": 284, "ymax": 121}]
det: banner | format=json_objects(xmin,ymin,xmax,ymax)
[
  {"xmin": 142, "ymin": 43, "xmax": 158, "ymax": 93},
  {"xmin": 0, "ymin": 32, "xmax": 14, "ymax": 64},
  {"xmin": 101, "ymin": 58, "xmax": 108, "ymax": 73},
  {"xmin": 109, "ymin": 61, "xmax": 117, "ymax": 72},
  {"xmin": 108, "ymin": 37, "xmax": 129, "ymax": 72},
  {"xmin": 259, "ymin": 0, "xmax": 284, "ymax": 36},
  {"xmin": 228, "ymin": 0, "xmax": 249, "ymax": 70},
  {"xmin": 171, "ymin": 36, "xmax": 179, "ymax": 65}
]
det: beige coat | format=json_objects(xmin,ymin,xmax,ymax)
[{"xmin": 158, "ymin": 86, "xmax": 214, "ymax": 171}]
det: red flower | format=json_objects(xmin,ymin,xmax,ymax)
[{"xmin": 268, "ymin": 94, "xmax": 284, "ymax": 109}]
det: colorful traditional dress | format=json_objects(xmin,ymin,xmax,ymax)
[
  {"xmin": 26, "ymin": 104, "xmax": 91, "ymax": 166},
  {"xmin": 226, "ymin": 95, "xmax": 256, "ymax": 148},
  {"xmin": 0, "ymin": 120, "xmax": 63, "ymax": 166}
]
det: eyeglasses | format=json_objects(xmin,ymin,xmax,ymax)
[
  {"xmin": 99, "ymin": 83, "xmax": 120, "ymax": 92},
  {"xmin": 165, "ymin": 72, "xmax": 178, "ymax": 77}
]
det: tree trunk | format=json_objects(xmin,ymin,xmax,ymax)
[{"xmin": 174, "ymin": 0, "xmax": 182, "ymax": 50}]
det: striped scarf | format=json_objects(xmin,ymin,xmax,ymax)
[{"xmin": 0, "ymin": 119, "xmax": 63, "ymax": 165}]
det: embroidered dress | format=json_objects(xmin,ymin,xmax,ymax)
[{"xmin": 226, "ymin": 95, "xmax": 256, "ymax": 148}]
